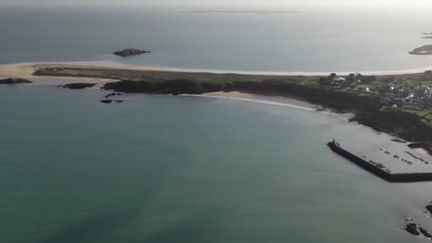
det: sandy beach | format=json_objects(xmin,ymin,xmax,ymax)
[
  {"xmin": 1, "ymin": 61, "xmax": 432, "ymax": 84},
  {"xmin": 187, "ymin": 91, "xmax": 317, "ymax": 111},
  {"xmin": 184, "ymin": 91, "xmax": 354, "ymax": 121},
  {"xmin": 0, "ymin": 63, "xmax": 114, "ymax": 85},
  {"xmin": 0, "ymin": 61, "xmax": 419, "ymax": 120},
  {"xmin": 0, "ymin": 62, "xmax": 320, "ymax": 111}
]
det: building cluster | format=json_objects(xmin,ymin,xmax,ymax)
[{"xmin": 319, "ymin": 71, "xmax": 432, "ymax": 110}]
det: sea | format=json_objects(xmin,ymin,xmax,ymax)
[
  {"xmin": 0, "ymin": 6, "xmax": 432, "ymax": 73},
  {"xmin": 1, "ymin": 5, "xmax": 432, "ymax": 243}
]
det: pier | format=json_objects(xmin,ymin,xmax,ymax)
[{"xmin": 327, "ymin": 139, "xmax": 432, "ymax": 183}]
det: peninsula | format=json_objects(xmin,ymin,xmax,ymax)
[{"xmin": 3, "ymin": 63, "xmax": 432, "ymax": 148}]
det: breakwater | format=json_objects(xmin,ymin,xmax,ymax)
[{"xmin": 327, "ymin": 140, "xmax": 432, "ymax": 183}]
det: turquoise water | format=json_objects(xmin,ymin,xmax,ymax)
[
  {"xmin": 0, "ymin": 6, "xmax": 432, "ymax": 72},
  {"xmin": 1, "ymin": 85, "xmax": 432, "ymax": 242}
]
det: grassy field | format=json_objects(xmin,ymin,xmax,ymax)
[{"xmin": 33, "ymin": 64, "xmax": 314, "ymax": 84}]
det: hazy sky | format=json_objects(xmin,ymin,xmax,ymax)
[{"xmin": 0, "ymin": 0, "xmax": 431, "ymax": 7}]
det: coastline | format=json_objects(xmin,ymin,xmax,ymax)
[
  {"xmin": 1, "ymin": 61, "xmax": 432, "ymax": 83},
  {"xmin": 183, "ymin": 91, "xmax": 355, "ymax": 122},
  {"xmin": 186, "ymin": 91, "xmax": 317, "ymax": 111},
  {"xmin": 2, "ymin": 61, "xmax": 432, "ymax": 146},
  {"xmin": 0, "ymin": 63, "xmax": 114, "ymax": 85}
]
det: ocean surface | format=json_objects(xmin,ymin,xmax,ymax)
[
  {"xmin": 0, "ymin": 6, "xmax": 432, "ymax": 72},
  {"xmin": 2, "ymin": 5, "xmax": 432, "ymax": 243},
  {"xmin": 1, "ymin": 85, "xmax": 432, "ymax": 242}
]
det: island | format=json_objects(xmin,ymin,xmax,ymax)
[
  {"xmin": 113, "ymin": 48, "xmax": 151, "ymax": 57},
  {"xmin": 409, "ymin": 44, "xmax": 432, "ymax": 55}
]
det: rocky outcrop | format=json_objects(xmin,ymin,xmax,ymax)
[
  {"xmin": 62, "ymin": 83, "xmax": 96, "ymax": 89},
  {"xmin": 104, "ymin": 92, "xmax": 123, "ymax": 98},
  {"xmin": 100, "ymin": 99, "xmax": 113, "ymax": 104},
  {"xmin": 113, "ymin": 48, "xmax": 151, "ymax": 57},
  {"xmin": 425, "ymin": 203, "xmax": 432, "ymax": 215},
  {"xmin": 0, "ymin": 78, "xmax": 32, "ymax": 84},
  {"xmin": 103, "ymin": 79, "xmax": 220, "ymax": 95},
  {"xmin": 405, "ymin": 223, "xmax": 420, "ymax": 236},
  {"xmin": 409, "ymin": 45, "xmax": 432, "ymax": 55},
  {"xmin": 404, "ymin": 222, "xmax": 432, "ymax": 239}
]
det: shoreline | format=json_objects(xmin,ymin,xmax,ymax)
[
  {"xmin": 183, "ymin": 91, "xmax": 354, "ymax": 121},
  {"xmin": 2, "ymin": 61, "xmax": 432, "ymax": 146},
  {"xmin": 185, "ymin": 91, "xmax": 318, "ymax": 111},
  {"xmin": 1, "ymin": 61, "xmax": 432, "ymax": 83}
]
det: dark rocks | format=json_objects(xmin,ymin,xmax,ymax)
[
  {"xmin": 420, "ymin": 227, "xmax": 432, "ymax": 239},
  {"xmin": 113, "ymin": 48, "xmax": 151, "ymax": 57},
  {"xmin": 404, "ymin": 220, "xmax": 432, "ymax": 240},
  {"xmin": 104, "ymin": 92, "xmax": 123, "ymax": 98},
  {"xmin": 100, "ymin": 99, "xmax": 124, "ymax": 104},
  {"xmin": 100, "ymin": 99, "xmax": 113, "ymax": 104},
  {"xmin": 405, "ymin": 223, "xmax": 420, "ymax": 236},
  {"xmin": 103, "ymin": 79, "xmax": 214, "ymax": 95},
  {"xmin": 0, "ymin": 78, "xmax": 32, "ymax": 84},
  {"xmin": 426, "ymin": 204, "xmax": 432, "ymax": 215},
  {"xmin": 102, "ymin": 78, "xmax": 228, "ymax": 95},
  {"xmin": 62, "ymin": 83, "xmax": 96, "ymax": 89}
]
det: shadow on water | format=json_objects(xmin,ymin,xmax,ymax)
[
  {"xmin": 137, "ymin": 209, "xmax": 223, "ymax": 243},
  {"xmin": 37, "ymin": 209, "xmax": 141, "ymax": 243},
  {"xmin": 38, "ymin": 208, "xmax": 223, "ymax": 243}
]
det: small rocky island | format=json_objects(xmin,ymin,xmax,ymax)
[
  {"xmin": 409, "ymin": 45, "xmax": 432, "ymax": 55},
  {"xmin": 0, "ymin": 78, "xmax": 32, "ymax": 84},
  {"xmin": 113, "ymin": 48, "xmax": 151, "ymax": 57}
]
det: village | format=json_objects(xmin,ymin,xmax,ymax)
[{"xmin": 319, "ymin": 70, "xmax": 432, "ymax": 123}]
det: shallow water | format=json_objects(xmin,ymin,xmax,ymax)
[{"xmin": 1, "ymin": 85, "xmax": 432, "ymax": 242}]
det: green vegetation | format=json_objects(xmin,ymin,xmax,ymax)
[
  {"xmin": 32, "ymin": 64, "xmax": 432, "ymax": 142},
  {"xmin": 33, "ymin": 64, "xmax": 312, "ymax": 84}
]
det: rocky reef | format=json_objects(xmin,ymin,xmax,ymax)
[
  {"xmin": 104, "ymin": 92, "xmax": 123, "ymax": 98},
  {"xmin": 61, "ymin": 83, "xmax": 96, "ymax": 89},
  {"xmin": 409, "ymin": 45, "xmax": 432, "ymax": 55},
  {"xmin": 113, "ymin": 48, "xmax": 151, "ymax": 57},
  {"xmin": 0, "ymin": 78, "xmax": 32, "ymax": 84},
  {"xmin": 100, "ymin": 99, "xmax": 113, "ymax": 104},
  {"xmin": 404, "ymin": 221, "xmax": 432, "ymax": 240},
  {"xmin": 425, "ymin": 202, "xmax": 432, "ymax": 216},
  {"xmin": 103, "ymin": 79, "xmax": 220, "ymax": 95}
]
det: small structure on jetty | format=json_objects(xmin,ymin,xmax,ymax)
[{"xmin": 327, "ymin": 139, "xmax": 432, "ymax": 183}]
